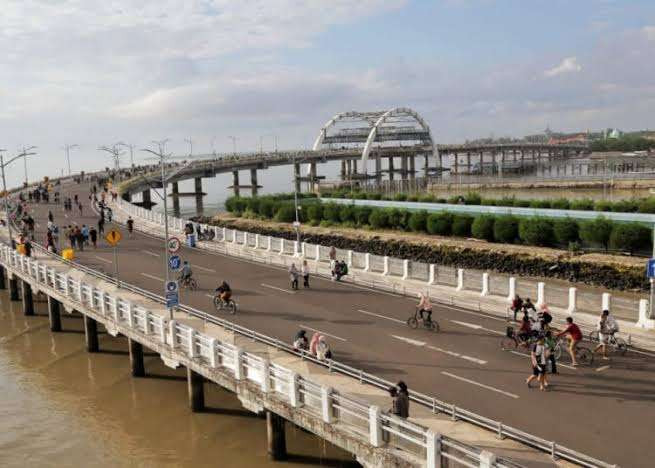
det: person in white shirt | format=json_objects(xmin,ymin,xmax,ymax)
[
  {"xmin": 301, "ymin": 260, "xmax": 310, "ymax": 288},
  {"xmin": 594, "ymin": 310, "xmax": 618, "ymax": 360}
]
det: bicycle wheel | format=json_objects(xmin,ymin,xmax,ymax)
[
  {"xmin": 228, "ymin": 301, "xmax": 237, "ymax": 315},
  {"xmin": 500, "ymin": 336, "xmax": 517, "ymax": 351},
  {"xmin": 553, "ymin": 344, "xmax": 562, "ymax": 361},
  {"xmin": 212, "ymin": 295, "xmax": 221, "ymax": 310},
  {"xmin": 614, "ymin": 337, "xmax": 628, "ymax": 356},
  {"xmin": 407, "ymin": 317, "xmax": 418, "ymax": 329},
  {"xmin": 588, "ymin": 330, "xmax": 599, "ymax": 343},
  {"xmin": 426, "ymin": 320, "xmax": 439, "ymax": 332},
  {"xmin": 189, "ymin": 278, "xmax": 198, "ymax": 290},
  {"xmin": 576, "ymin": 347, "xmax": 594, "ymax": 366}
]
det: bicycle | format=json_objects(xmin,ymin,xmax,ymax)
[
  {"xmin": 407, "ymin": 310, "xmax": 440, "ymax": 332},
  {"xmin": 213, "ymin": 293, "xmax": 237, "ymax": 314},
  {"xmin": 179, "ymin": 276, "xmax": 198, "ymax": 291},
  {"xmin": 500, "ymin": 326, "xmax": 536, "ymax": 351},
  {"xmin": 588, "ymin": 330, "xmax": 627, "ymax": 356},
  {"xmin": 552, "ymin": 336, "xmax": 594, "ymax": 366}
]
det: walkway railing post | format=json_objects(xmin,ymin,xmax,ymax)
[
  {"xmin": 426, "ymin": 431, "xmax": 442, "ymax": 468},
  {"xmin": 321, "ymin": 387, "xmax": 333, "ymax": 423},
  {"xmin": 382, "ymin": 256, "xmax": 389, "ymax": 276},
  {"xmin": 602, "ymin": 292, "xmax": 611, "ymax": 311},
  {"xmin": 402, "ymin": 259, "xmax": 409, "ymax": 280},
  {"xmin": 368, "ymin": 406, "xmax": 383, "ymax": 447},
  {"xmin": 255, "ymin": 234, "xmax": 260, "ymax": 249},
  {"xmin": 536, "ymin": 282, "xmax": 545, "ymax": 308},
  {"xmin": 428, "ymin": 264, "xmax": 435, "ymax": 285},
  {"xmin": 364, "ymin": 253, "xmax": 370, "ymax": 272},
  {"xmin": 288, "ymin": 372, "xmax": 299, "ymax": 408},
  {"xmin": 168, "ymin": 320, "xmax": 177, "ymax": 349},
  {"xmin": 347, "ymin": 250, "xmax": 353, "ymax": 267},
  {"xmin": 234, "ymin": 349, "xmax": 244, "ymax": 380},
  {"xmin": 261, "ymin": 360, "xmax": 270, "ymax": 393},
  {"xmin": 208, "ymin": 338, "xmax": 218, "ymax": 367},
  {"xmin": 479, "ymin": 450, "xmax": 497, "ymax": 468}
]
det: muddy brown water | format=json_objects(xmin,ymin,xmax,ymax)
[{"xmin": 0, "ymin": 290, "xmax": 358, "ymax": 468}]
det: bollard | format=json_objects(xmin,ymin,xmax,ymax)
[
  {"xmin": 267, "ymin": 236, "xmax": 272, "ymax": 251},
  {"xmin": 279, "ymin": 238, "xmax": 285, "ymax": 255},
  {"xmin": 347, "ymin": 250, "xmax": 353, "ymax": 267},
  {"xmin": 293, "ymin": 241, "xmax": 299, "ymax": 257},
  {"xmin": 602, "ymin": 292, "xmax": 611, "ymax": 311},
  {"xmin": 636, "ymin": 299, "xmax": 655, "ymax": 329},
  {"xmin": 507, "ymin": 277, "xmax": 516, "ymax": 302},
  {"xmin": 479, "ymin": 450, "xmax": 497, "ymax": 468},
  {"xmin": 261, "ymin": 360, "xmax": 270, "ymax": 393},
  {"xmin": 456, "ymin": 269, "xmax": 464, "ymax": 291},
  {"xmin": 481, "ymin": 273, "xmax": 489, "ymax": 296},
  {"xmin": 234, "ymin": 349, "xmax": 244, "ymax": 380},
  {"xmin": 536, "ymin": 282, "xmax": 545, "ymax": 308},
  {"xmin": 428, "ymin": 264, "xmax": 436, "ymax": 285},
  {"xmin": 288, "ymin": 372, "xmax": 299, "ymax": 407},
  {"xmin": 255, "ymin": 234, "xmax": 260, "ymax": 249},
  {"xmin": 382, "ymin": 256, "xmax": 389, "ymax": 276},
  {"xmin": 567, "ymin": 287, "xmax": 577, "ymax": 315},
  {"xmin": 222, "ymin": 227, "xmax": 227, "ymax": 241},
  {"xmin": 364, "ymin": 253, "xmax": 370, "ymax": 272},
  {"xmin": 315, "ymin": 244, "xmax": 320, "ymax": 261},
  {"xmin": 402, "ymin": 259, "xmax": 409, "ymax": 280}
]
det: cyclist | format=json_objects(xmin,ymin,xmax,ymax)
[
  {"xmin": 522, "ymin": 297, "xmax": 537, "ymax": 317},
  {"xmin": 538, "ymin": 304, "xmax": 553, "ymax": 331},
  {"xmin": 510, "ymin": 294, "xmax": 523, "ymax": 321},
  {"xmin": 417, "ymin": 293, "xmax": 433, "ymax": 323},
  {"xmin": 178, "ymin": 261, "xmax": 193, "ymax": 285},
  {"xmin": 594, "ymin": 309, "xmax": 618, "ymax": 360},
  {"xmin": 556, "ymin": 317, "xmax": 583, "ymax": 366},
  {"xmin": 215, "ymin": 280, "xmax": 232, "ymax": 304}
]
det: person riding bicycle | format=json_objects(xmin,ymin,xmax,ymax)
[
  {"xmin": 417, "ymin": 293, "xmax": 433, "ymax": 323},
  {"xmin": 517, "ymin": 314, "xmax": 532, "ymax": 344},
  {"xmin": 594, "ymin": 309, "xmax": 618, "ymax": 360},
  {"xmin": 215, "ymin": 280, "xmax": 232, "ymax": 303},
  {"xmin": 556, "ymin": 316, "xmax": 583, "ymax": 366},
  {"xmin": 179, "ymin": 261, "xmax": 193, "ymax": 284},
  {"xmin": 538, "ymin": 304, "xmax": 553, "ymax": 331},
  {"xmin": 510, "ymin": 294, "xmax": 524, "ymax": 321}
]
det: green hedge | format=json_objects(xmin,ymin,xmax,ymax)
[
  {"xmin": 225, "ymin": 195, "xmax": 652, "ymax": 254},
  {"xmin": 321, "ymin": 189, "xmax": 655, "ymax": 214}
]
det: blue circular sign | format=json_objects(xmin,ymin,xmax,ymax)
[{"xmin": 169, "ymin": 255, "xmax": 182, "ymax": 271}]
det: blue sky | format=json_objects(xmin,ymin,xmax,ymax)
[{"xmin": 1, "ymin": 0, "xmax": 654, "ymax": 184}]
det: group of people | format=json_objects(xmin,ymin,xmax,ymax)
[
  {"xmin": 388, "ymin": 381, "xmax": 410, "ymax": 418},
  {"xmin": 293, "ymin": 330, "xmax": 332, "ymax": 361},
  {"xmin": 328, "ymin": 246, "xmax": 349, "ymax": 281},
  {"xmin": 63, "ymin": 224, "xmax": 98, "ymax": 250},
  {"xmin": 24, "ymin": 184, "xmax": 52, "ymax": 204},
  {"xmin": 289, "ymin": 261, "xmax": 310, "ymax": 290}
]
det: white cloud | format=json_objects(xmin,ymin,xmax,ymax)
[
  {"xmin": 544, "ymin": 57, "xmax": 583, "ymax": 77},
  {"xmin": 643, "ymin": 26, "xmax": 655, "ymax": 40}
]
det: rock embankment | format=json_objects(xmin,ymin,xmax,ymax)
[{"xmin": 194, "ymin": 214, "xmax": 648, "ymax": 292}]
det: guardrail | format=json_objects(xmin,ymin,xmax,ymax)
[
  {"xmin": 112, "ymin": 198, "xmax": 617, "ymax": 468},
  {"xmin": 0, "ymin": 241, "xmax": 522, "ymax": 468}
]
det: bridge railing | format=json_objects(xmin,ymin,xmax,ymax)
[
  {"xmin": 112, "ymin": 199, "xmax": 620, "ymax": 468},
  {"xmin": 0, "ymin": 242, "xmax": 526, "ymax": 468}
]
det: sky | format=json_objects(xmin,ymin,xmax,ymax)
[{"xmin": 1, "ymin": 0, "xmax": 654, "ymax": 185}]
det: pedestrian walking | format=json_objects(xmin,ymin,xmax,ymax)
[
  {"xmin": 24, "ymin": 239, "xmax": 32, "ymax": 258},
  {"xmin": 76, "ymin": 226, "xmax": 84, "ymax": 251},
  {"xmin": 48, "ymin": 210, "xmax": 53, "ymax": 223},
  {"xmin": 127, "ymin": 216, "xmax": 134, "ymax": 237},
  {"xmin": 301, "ymin": 260, "xmax": 310, "ymax": 288},
  {"xmin": 527, "ymin": 336, "xmax": 549, "ymax": 390},
  {"xmin": 289, "ymin": 263, "xmax": 299, "ymax": 290},
  {"xmin": 78, "ymin": 203, "xmax": 83, "ymax": 216},
  {"xmin": 81, "ymin": 224, "xmax": 89, "ymax": 246},
  {"xmin": 98, "ymin": 217, "xmax": 105, "ymax": 235},
  {"xmin": 89, "ymin": 226, "xmax": 98, "ymax": 248}
]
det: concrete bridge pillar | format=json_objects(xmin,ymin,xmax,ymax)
[
  {"xmin": 340, "ymin": 160, "xmax": 346, "ymax": 179},
  {"xmin": 22, "ymin": 280, "xmax": 34, "ymax": 316},
  {"xmin": 437, "ymin": 152, "xmax": 443, "ymax": 177},
  {"xmin": 9, "ymin": 275, "xmax": 19, "ymax": 301},
  {"xmin": 409, "ymin": 155, "xmax": 415, "ymax": 180},
  {"xmin": 266, "ymin": 411, "xmax": 287, "ymax": 460},
  {"xmin": 194, "ymin": 177, "xmax": 204, "ymax": 214},
  {"xmin": 453, "ymin": 153, "xmax": 458, "ymax": 175},
  {"xmin": 84, "ymin": 315, "xmax": 99, "ymax": 353},
  {"xmin": 491, "ymin": 151, "xmax": 497, "ymax": 174},
  {"xmin": 171, "ymin": 182, "xmax": 180, "ymax": 216},
  {"xmin": 387, "ymin": 157, "xmax": 395, "ymax": 180},
  {"xmin": 400, "ymin": 156, "xmax": 408, "ymax": 179},
  {"xmin": 141, "ymin": 190, "xmax": 151, "ymax": 207},
  {"xmin": 423, "ymin": 154, "xmax": 429, "ymax": 177},
  {"xmin": 129, "ymin": 338, "xmax": 145, "ymax": 377},
  {"xmin": 250, "ymin": 168, "xmax": 258, "ymax": 196},
  {"xmin": 48, "ymin": 296, "xmax": 62, "ymax": 332},
  {"xmin": 0, "ymin": 265, "xmax": 6, "ymax": 289},
  {"xmin": 466, "ymin": 152, "xmax": 471, "ymax": 173},
  {"xmin": 375, "ymin": 157, "xmax": 382, "ymax": 183},
  {"xmin": 232, "ymin": 170, "xmax": 240, "ymax": 196},
  {"xmin": 187, "ymin": 368, "xmax": 205, "ymax": 412},
  {"xmin": 352, "ymin": 159, "xmax": 358, "ymax": 175},
  {"xmin": 293, "ymin": 163, "xmax": 301, "ymax": 193},
  {"xmin": 309, "ymin": 163, "xmax": 317, "ymax": 192}
]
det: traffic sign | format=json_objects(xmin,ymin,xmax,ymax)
[
  {"xmin": 169, "ymin": 255, "xmax": 182, "ymax": 271},
  {"xmin": 647, "ymin": 259, "xmax": 655, "ymax": 278},
  {"xmin": 165, "ymin": 280, "xmax": 179, "ymax": 308},
  {"xmin": 167, "ymin": 237, "xmax": 181, "ymax": 253},
  {"xmin": 105, "ymin": 229, "xmax": 122, "ymax": 246}
]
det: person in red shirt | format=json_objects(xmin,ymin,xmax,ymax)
[{"xmin": 557, "ymin": 317, "xmax": 583, "ymax": 366}]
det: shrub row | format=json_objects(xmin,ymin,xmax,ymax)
[
  {"xmin": 225, "ymin": 196, "xmax": 652, "ymax": 254},
  {"xmin": 320, "ymin": 189, "xmax": 655, "ymax": 214}
]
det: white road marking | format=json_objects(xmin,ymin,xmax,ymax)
[
  {"xmin": 450, "ymin": 319, "xmax": 504, "ymax": 336},
  {"xmin": 596, "ymin": 365, "xmax": 611, "ymax": 372},
  {"xmin": 93, "ymin": 255, "xmax": 112, "ymax": 264},
  {"xmin": 144, "ymin": 250, "xmax": 160, "ymax": 257},
  {"xmin": 141, "ymin": 273, "xmax": 164, "ymax": 282},
  {"xmin": 441, "ymin": 372, "xmax": 519, "ymax": 399},
  {"xmin": 300, "ymin": 325, "xmax": 347, "ymax": 342},
  {"xmin": 195, "ymin": 265, "xmax": 216, "ymax": 273},
  {"xmin": 357, "ymin": 309, "xmax": 406, "ymax": 324},
  {"xmin": 391, "ymin": 335, "xmax": 426, "ymax": 347},
  {"xmin": 260, "ymin": 283, "xmax": 295, "ymax": 294},
  {"xmin": 205, "ymin": 294, "xmax": 215, "ymax": 298}
]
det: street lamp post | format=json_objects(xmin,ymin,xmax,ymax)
[
  {"xmin": 98, "ymin": 144, "xmax": 124, "ymax": 174},
  {"xmin": 228, "ymin": 136, "xmax": 237, "ymax": 156},
  {"xmin": 20, "ymin": 146, "xmax": 37, "ymax": 187},
  {"xmin": 117, "ymin": 142, "xmax": 135, "ymax": 167},
  {"xmin": 63, "ymin": 144, "xmax": 78, "ymax": 176},
  {"xmin": 185, "ymin": 138, "xmax": 193, "ymax": 158},
  {"xmin": 0, "ymin": 148, "xmax": 37, "ymax": 247}
]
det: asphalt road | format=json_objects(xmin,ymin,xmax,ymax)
[{"xmin": 22, "ymin": 179, "xmax": 655, "ymax": 467}]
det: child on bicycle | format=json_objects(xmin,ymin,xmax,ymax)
[{"xmin": 417, "ymin": 293, "xmax": 432, "ymax": 323}]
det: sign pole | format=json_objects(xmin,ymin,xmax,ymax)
[
  {"xmin": 650, "ymin": 226, "xmax": 655, "ymax": 319},
  {"xmin": 114, "ymin": 245, "xmax": 120, "ymax": 288}
]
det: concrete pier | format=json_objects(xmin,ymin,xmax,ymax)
[
  {"xmin": 250, "ymin": 168, "xmax": 258, "ymax": 196},
  {"xmin": 84, "ymin": 315, "xmax": 99, "ymax": 353},
  {"xmin": 171, "ymin": 182, "xmax": 180, "ymax": 215},
  {"xmin": 0, "ymin": 265, "xmax": 5, "ymax": 289},
  {"xmin": 266, "ymin": 411, "xmax": 287, "ymax": 461},
  {"xmin": 293, "ymin": 164, "xmax": 301, "ymax": 193},
  {"xmin": 309, "ymin": 163, "xmax": 317, "ymax": 192},
  {"xmin": 9, "ymin": 275, "xmax": 19, "ymax": 301},
  {"xmin": 409, "ymin": 155, "xmax": 415, "ymax": 180},
  {"xmin": 128, "ymin": 338, "xmax": 145, "ymax": 377},
  {"xmin": 232, "ymin": 170, "xmax": 240, "ymax": 196},
  {"xmin": 187, "ymin": 368, "xmax": 205, "ymax": 412},
  {"xmin": 22, "ymin": 280, "xmax": 34, "ymax": 316},
  {"xmin": 141, "ymin": 189, "xmax": 151, "ymax": 207},
  {"xmin": 388, "ymin": 157, "xmax": 394, "ymax": 180},
  {"xmin": 48, "ymin": 296, "xmax": 62, "ymax": 332}
]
